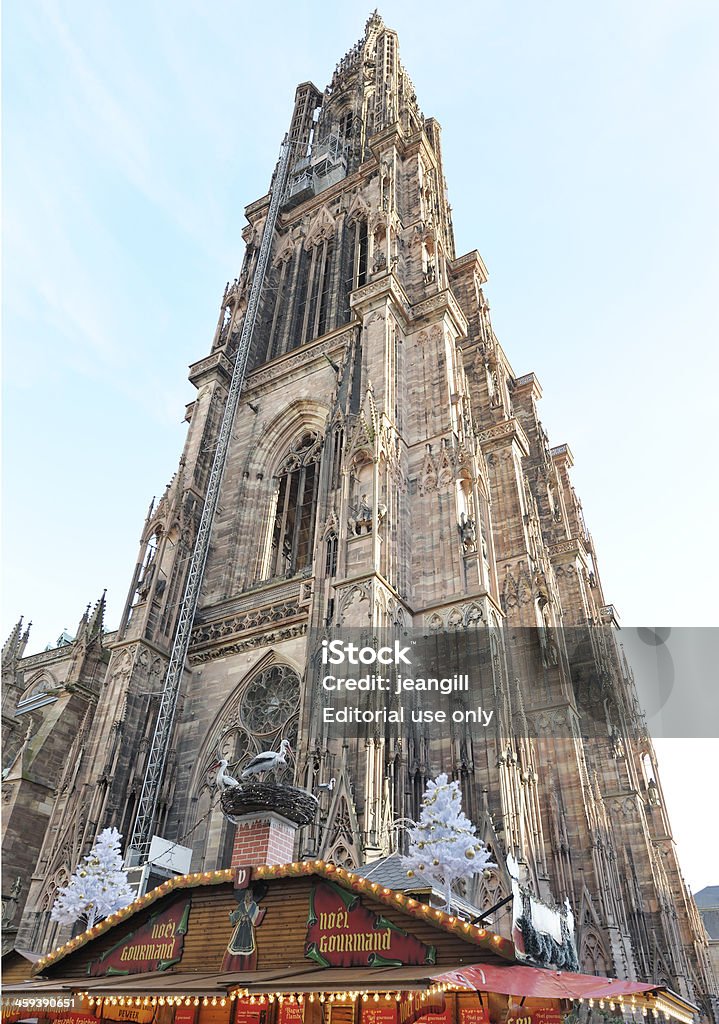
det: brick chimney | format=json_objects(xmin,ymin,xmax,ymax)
[{"xmin": 230, "ymin": 811, "xmax": 298, "ymax": 868}]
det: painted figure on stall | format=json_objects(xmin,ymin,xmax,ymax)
[{"xmin": 221, "ymin": 883, "xmax": 268, "ymax": 972}]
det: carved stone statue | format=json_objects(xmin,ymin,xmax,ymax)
[
  {"xmin": 1, "ymin": 876, "xmax": 22, "ymax": 926},
  {"xmin": 136, "ymin": 561, "xmax": 155, "ymax": 600},
  {"xmin": 348, "ymin": 494, "xmax": 373, "ymax": 535},
  {"xmin": 459, "ymin": 512, "xmax": 477, "ymax": 552}
]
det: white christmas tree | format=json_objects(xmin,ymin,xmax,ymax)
[
  {"xmin": 402, "ymin": 773, "xmax": 494, "ymax": 910},
  {"xmin": 51, "ymin": 827, "xmax": 135, "ymax": 931}
]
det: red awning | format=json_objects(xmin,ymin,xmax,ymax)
[{"xmin": 435, "ymin": 964, "xmax": 661, "ymax": 999}]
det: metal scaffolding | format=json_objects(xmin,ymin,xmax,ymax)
[{"xmin": 127, "ymin": 133, "xmax": 294, "ymax": 867}]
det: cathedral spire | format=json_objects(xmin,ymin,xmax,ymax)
[
  {"xmin": 365, "ymin": 9, "xmax": 384, "ymax": 36},
  {"xmin": 86, "ymin": 590, "xmax": 107, "ymax": 639},
  {"xmin": 2, "ymin": 616, "xmax": 30, "ymax": 668},
  {"xmin": 73, "ymin": 591, "xmax": 106, "ymax": 647},
  {"xmin": 290, "ymin": 10, "xmax": 424, "ymax": 191},
  {"xmin": 3, "ymin": 617, "xmax": 23, "ymax": 658},
  {"xmin": 75, "ymin": 603, "xmax": 91, "ymax": 636}
]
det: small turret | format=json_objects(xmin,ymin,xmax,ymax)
[
  {"xmin": 72, "ymin": 591, "xmax": 107, "ymax": 652},
  {"xmin": 86, "ymin": 590, "xmax": 107, "ymax": 640},
  {"xmin": 2, "ymin": 617, "xmax": 31, "ymax": 669},
  {"xmin": 75, "ymin": 603, "xmax": 91, "ymax": 637}
]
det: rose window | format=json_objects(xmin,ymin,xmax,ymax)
[{"xmin": 240, "ymin": 665, "xmax": 300, "ymax": 734}]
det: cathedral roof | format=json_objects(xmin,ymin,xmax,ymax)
[
  {"xmin": 693, "ymin": 885, "xmax": 719, "ymax": 909},
  {"xmin": 694, "ymin": 886, "xmax": 719, "ymax": 940}
]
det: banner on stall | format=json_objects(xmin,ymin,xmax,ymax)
[
  {"xmin": 528, "ymin": 1011, "xmax": 561, "ymax": 1024},
  {"xmin": 88, "ymin": 899, "xmax": 191, "ymax": 976},
  {"xmin": 232, "ymin": 1001, "xmax": 265, "ymax": 1024},
  {"xmin": 277, "ymin": 1004, "xmax": 302, "ymax": 1024},
  {"xmin": 173, "ymin": 1008, "xmax": 197, "ymax": 1024},
  {"xmin": 413, "ymin": 1007, "xmax": 452, "ymax": 1024},
  {"xmin": 459, "ymin": 1009, "xmax": 489, "ymax": 1024},
  {"xmin": 362, "ymin": 1006, "xmax": 398, "ymax": 1024},
  {"xmin": 398, "ymin": 993, "xmax": 446, "ymax": 1024},
  {"xmin": 305, "ymin": 881, "xmax": 436, "ymax": 968},
  {"xmin": 506, "ymin": 1007, "xmax": 562, "ymax": 1024},
  {"xmin": 100, "ymin": 1005, "xmax": 154, "ymax": 1023}
]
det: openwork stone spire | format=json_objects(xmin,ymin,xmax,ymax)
[{"xmin": 290, "ymin": 11, "xmax": 424, "ymax": 188}]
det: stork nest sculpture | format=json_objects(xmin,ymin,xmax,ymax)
[{"xmin": 220, "ymin": 782, "xmax": 319, "ymax": 825}]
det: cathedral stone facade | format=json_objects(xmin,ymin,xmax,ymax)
[{"xmin": 2, "ymin": 13, "xmax": 715, "ymax": 1019}]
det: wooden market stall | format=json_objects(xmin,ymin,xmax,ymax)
[{"xmin": 1, "ymin": 862, "xmax": 697, "ymax": 1024}]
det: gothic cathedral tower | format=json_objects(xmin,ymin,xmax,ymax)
[{"xmin": 6, "ymin": 12, "xmax": 715, "ymax": 1018}]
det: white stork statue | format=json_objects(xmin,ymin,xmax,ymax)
[
  {"xmin": 241, "ymin": 739, "xmax": 293, "ymax": 780},
  {"xmin": 211, "ymin": 759, "xmax": 241, "ymax": 791}
]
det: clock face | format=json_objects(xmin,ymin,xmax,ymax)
[{"xmin": 240, "ymin": 664, "xmax": 300, "ymax": 734}]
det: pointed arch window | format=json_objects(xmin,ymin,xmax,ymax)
[
  {"xmin": 304, "ymin": 236, "xmax": 335, "ymax": 343},
  {"xmin": 316, "ymin": 237, "xmax": 335, "ymax": 337},
  {"xmin": 331, "ymin": 424, "xmax": 344, "ymax": 488},
  {"xmin": 290, "ymin": 247, "xmax": 312, "ymax": 350},
  {"xmin": 272, "ymin": 257, "xmax": 295, "ymax": 357},
  {"xmin": 581, "ymin": 930, "xmax": 609, "ymax": 977},
  {"xmin": 16, "ymin": 674, "xmax": 59, "ymax": 714},
  {"xmin": 325, "ymin": 532, "xmax": 338, "ymax": 577},
  {"xmin": 269, "ymin": 433, "xmax": 322, "ymax": 577},
  {"xmin": 341, "ymin": 217, "xmax": 368, "ymax": 322},
  {"xmin": 288, "ymin": 232, "xmax": 337, "ymax": 350}
]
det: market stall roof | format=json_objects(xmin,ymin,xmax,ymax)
[
  {"xmin": 7, "ymin": 966, "xmax": 454, "ymax": 997},
  {"xmin": 31, "ymin": 860, "xmax": 515, "ymax": 978},
  {"xmin": 87, "ymin": 966, "xmax": 450, "ymax": 991}
]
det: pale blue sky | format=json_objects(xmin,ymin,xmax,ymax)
[{"xmin": 2, "ymin": 1, "xmax": 718, "ymax": 889}]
